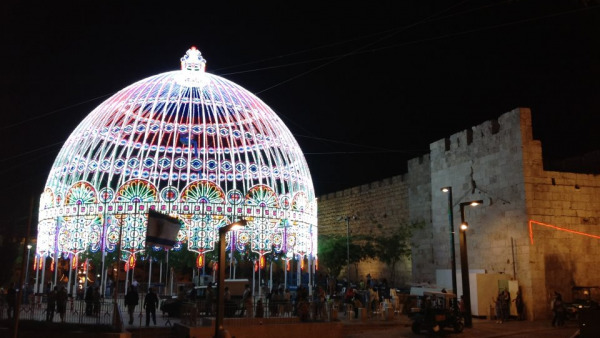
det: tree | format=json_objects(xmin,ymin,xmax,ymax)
[
  {"xmin": 317, "ymin": 235, "xmax": 348, "ymax": 279},
  {"xmin": 373, "ymin": 221, "xmax": 424, "ymax": 286},
  {"xmin": 318, "ymin": 234, "xmax": 374, "ymax": 282}
]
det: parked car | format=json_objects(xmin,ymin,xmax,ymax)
[
  {"xmin": 160, "ymin": 296, "xmax": 184, "ymax": 317},
  {"xmin": 566, "ymin": 286, "xmax": 599, "ymax": 320},
  {"xmin": 411, "ymin": 291, "xmax": 464, "ymax": 335}
]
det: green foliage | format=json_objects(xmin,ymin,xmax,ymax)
[
  {"xmin": 317, "ymin": 235, "xmax": 348, "ymax": 279},
  {"xmin": 317, "ymin": 220, "xmax": 424, "ymax": 284},
  {"xmin": 372, "ymin": 221, "xmax": 425, "ymax": 285}
]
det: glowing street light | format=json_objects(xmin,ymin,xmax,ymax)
[
  {"xmin": 459, "ymin": 200, "xmax": 483, "ymax": 328},
  {"xmin": 25, "ymin": 244, "xmax": 32, "ymax": 286},
  {"xmin": 441, "ymin": 187, "xmax": 457, "ymax": 310},
  {"xmin": 215, "ymin": 220, "xmax": 247, "ymax": 338}
]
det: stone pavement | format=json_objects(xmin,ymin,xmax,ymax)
[
  {"xmin": 125, "ymin": 309, "xmax": 584, "ymax": 338},
  {"xmin": 341, "ymin": 315, "xmax": 582, "ymax": 338}
]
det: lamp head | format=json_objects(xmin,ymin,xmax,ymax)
[
  {"xmin": 459, "ymin": 200, "xmax": 484, "ymax": 208},
  {"xmin": 441, "ymin": 187, "xmax": 451, "ymax": 193},
  {"xmin": 460, "ymin": 222, "xmax": 468, "ymax": 231},
  {"xmin": 220, "ymin": 219, "xmax": 248, "ymax": 234},
  {"xmin": 27, "ymin": 244, "xmax": 32, "ymax": 249}
]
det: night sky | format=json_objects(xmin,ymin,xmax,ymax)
[{"xmin": 1, "ymin": 1, "xmax": 600, "ymax": 233}]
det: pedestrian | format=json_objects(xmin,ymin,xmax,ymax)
[
  {"xmin": 144, "ymin": 287, "xmax": 159, "ymax": 326},
  {"xmin": 255, "ymin": 299, "xmax": 264, "ymax": 318},
  {"xmin": 551, "ymin": 292, "xmax": 565, "ymax": 327},
  {"xmin": 283, "ymin": 288, "xmax": 292, "ymax": 316},
  {"xmin": 93, "ymin": 286, "xmax": 101, "ymax": 316},
  {"xmin": 224, "ymin": 286, "xmax": 234, "ymax": 317},
  {"xmin": 315, "ymin": 285, "xmax": 326, "ymax": 320},
  {"xmin": 242, "ymin": 284, "xmax": 253, "ymax": 318},
  {"xmin": 6, "ymin": 282, "xmax": 16, "ymax": 320},
  {"xmin": 501, "ymin": 289, "xmax": 510, "ymax": 322},
  {"xmin": 513, "ymin": 289, "xmax": 524, "ymax": 320},
  {"xmin": 46, "ymin": 286, "xmax": 57, "ymax": 322},
  {"xmin": 494, "ymin": 290, "xmax": 503, "ymax": 323},
  {"xmin": 56, "ymin": 285, "xmax": 68, "ymax": 323},
  {"xmin": 124, "ymin": 284, "xmax": 139, "ymax": 325},
  {"xmin": 268, "ymin": 287, "xmax": 279, "ymax": 317},
  {"xmin": 0, "ymin": 287, "xmax": 5, "ymax": 308},
  {"xmin": 205, "ymin": 282, "xmax": 215, "ymax": 316},
  {"xmin": 85, "ymin": 285, "xmax": 94, "ymax": 316}
]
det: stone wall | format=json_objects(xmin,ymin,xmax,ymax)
[
  {"xmin": 316, "ymin": 107, "xmax": 600, "ymax": 321},
  {"xmin": 425, "ymin": 108, "xmax": 531, "ymax": 316},
  {"xmin": 317, "ymin": 175, "xmax": 412, "ymax": 286}
]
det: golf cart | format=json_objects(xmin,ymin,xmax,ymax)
[
  {"xmin": 566, "ymin": 286, "xmax": 599, "ymax": 320},
  {"xmin": 411, "ymin": 291, "xmax": 464, "ymax": 335}
]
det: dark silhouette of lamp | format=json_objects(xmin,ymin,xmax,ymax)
[
  {"xmin": 459, "ymin": 200, "xmax": 483, "ymax": 328},
  {"xmin": 441, "ymin": 187, "xmax": 457, "ymax": 310},
  {"xmin": 215, "ymin": 219, "xmax": 247, "ymax": 338}
]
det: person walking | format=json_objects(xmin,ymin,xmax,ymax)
[
  {"xmin": 46, "ymin": 286, "xmax": 57, "ymax": 322},
  {"xmin": 143, "ymin": 287, "xmax": 159, "ymax": 326},
  {"xmin": 124, "ymin": 284, "xmax": 139, "ymax": 325},
  {"xmin": 56, "ymin": 285, "xmax": 68, "ymax": 323}
]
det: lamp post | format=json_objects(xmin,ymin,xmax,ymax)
[
  {"xmin": 345, "ymin": 217, "xmax": 350, "ymax": 289},
  {"xmin": 459, "ymin": 200, "xmax": 483, "ymax": 328},
  {"xmin": 441, "ymin": 187, "xmax": 457, "ymax": 310},
  {"xmin": 25, "ymin": 244, "xmax": 32, "ymax": 286},
  {"xmin": 338, "ymin": 216, "xmax": 356, "ymax": 290},
  {"xmin": 215, "ymin": 219, "xmax": 247, "ymax": 338}
]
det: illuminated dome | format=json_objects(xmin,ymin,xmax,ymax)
[{"xmin": 37, "ymin": 47, "xmax": 317, "ymax": 267}]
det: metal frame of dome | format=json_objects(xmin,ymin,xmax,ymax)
[{"xmin": 37, "ymin": 47, "xmax": 318, "ymax": 291}]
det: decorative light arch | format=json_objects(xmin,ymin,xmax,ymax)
[{"xmin": 37, "ymin": 47, "xmax": 317, "ymax": 273}]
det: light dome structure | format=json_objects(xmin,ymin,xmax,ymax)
[{"xmin": 37, "ymin": 47, "xmax": 317, "ymax": 273}]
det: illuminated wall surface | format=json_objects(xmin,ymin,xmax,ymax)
[{"xmin": 37, "ymin": 47, "xmax": 317, "ymax": 264}]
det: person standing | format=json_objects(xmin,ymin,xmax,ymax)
[
  {"xmin": 501, "ymin": 289, "xmax": 510, "ymax": 322},
  {"xmin": 242, "ymin": 284, "xmax": 253, "ymax": 318},
  {"xmin": 85, "ymin": 285, "xmax": 94, "ymax": 316},
  {"xmin": 46, "ymin": 286, "xmax": 57, "ymax": 322},
  {"xmin": 224, "ymin": 286, "xmax": 234, "ymax": 317},
  {"xmin": 494, "ymin": 291, "xmax": 503, "ymax": 323},
  {"xmin": 513, "ymin": 289, "xmax": 524, "ymax": 320},
  {"xmin": 551, "ymin": 292, "xmax": 565, "ymax": 327},
  {"xmin": 143, "ymin": 287, "xmax": 159, "ymax": 326},
  {"xmin": 205, "ymin": 282, "xmax": 215, "ymax": 316},
  {"xmin": 92, "ymin": 286, "xmax": 101, "ymax": 316},
  {"xmin": 6, "ymin": 282, "xmax": 16, "ymax": 320},
  {"xmin": 56, "ymin": 285, "xmax": 68, "ymax": 323},
  {"xmin": 124, "ymin": 284, "xmax": 139, "ymax": 325}
]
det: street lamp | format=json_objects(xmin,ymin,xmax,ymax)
[
  {"xmin": 215, "ymin": 219, "xmax": 247, "ymax": 338},
  {"xmin": 25, "ymin": 244, "xmax": 32, "ymax": 286},
  {"xmin": 459, "ymin": 200, "xmax": 483, "ymax": 328},
  {"xmin": 441, "ymin": 187, "xmax": 457, "ymax": 310}
]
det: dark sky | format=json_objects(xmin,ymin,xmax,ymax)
[{"xmin": 1, "ymin": 1, "xmax": 600, "ymax": 229}]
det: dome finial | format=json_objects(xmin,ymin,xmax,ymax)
[
  {"xmin": 181, "ymin": 46, "xmax": 206, "ymax": 73},
  {"xmin": 179, "ymin": 46, "xmax": 208, "ymax": 87}
]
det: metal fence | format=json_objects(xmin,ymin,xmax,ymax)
[
  {"xmin": 0, "ymin": 297, "xmax": 120, "ymax": 326},
  {"xmin": 0, "ymin": 293, "xmax": 402, "ymax": 330}
]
